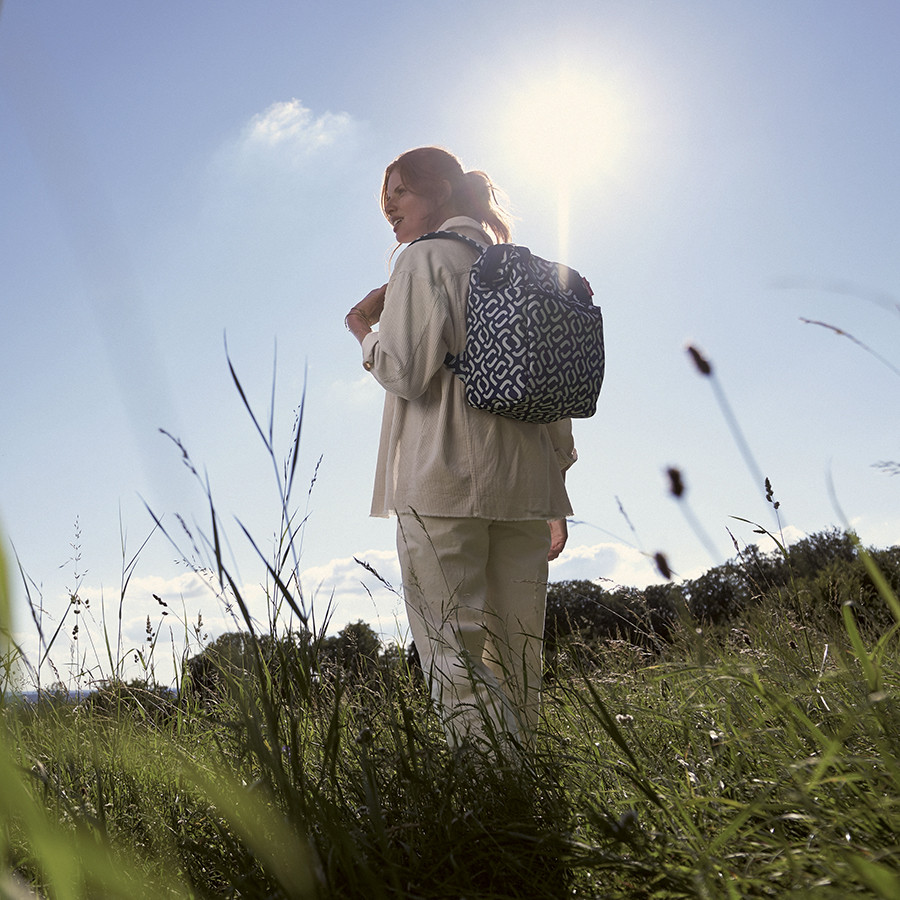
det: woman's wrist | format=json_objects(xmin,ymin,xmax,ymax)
[
  {"xmin": 345, "ymin": 307, "xmax": 372, "ymax": 329},
  {"xmin": 349, "ymin": 306, "xmax": 372, "ymax": 325},
  {"xmin": 345, "ymin": 308, "xmax": 373, "ymax": 345}
]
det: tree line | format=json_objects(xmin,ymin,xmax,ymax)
[{"xmin": 173, "ymin": 528, "xmax": 898, "ymax": 702}]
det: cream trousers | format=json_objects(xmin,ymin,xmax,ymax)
[{"xmin": 396, "ymin": 513, "xmax": 551, "ymax": 750}]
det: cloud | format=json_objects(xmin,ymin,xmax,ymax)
[
  {"xmin": 327, "ymin": 373, "xmax": 383, "ymax": 409},
  {"xmin": 246, "ymin": 99, "xmax": 353, "ymax": 150},
  {"xmin": 128, "ymin": 570, "xmax": 214, "ymax": 603},
  {"xmin": 108, "ymin": 551, "xmax": 408, "ymax": 644},
  {"xmin": 203, "ymin": 98, "xmax": 365, "ymax": 232},
  {"xmin": 229, "ymin": 98, "xmax": 358, "ymax": 171},
  {"xmin": 300, "ymin": 550, "xmax": 407, "ymax": 641},
  {"xmin": 549, "ymin": 541, "xmax": 664, "ymax": 588}
]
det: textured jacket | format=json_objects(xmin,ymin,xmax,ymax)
[{"xmin": 361, "ymin": 216, "xmax": 576, "ymax": 519}]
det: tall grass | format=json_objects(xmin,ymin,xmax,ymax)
[{"xmin": 2, "ymin": 348, "xmax": 899, "ymax": 898}]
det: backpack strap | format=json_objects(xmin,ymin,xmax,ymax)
[
  {"xmin": 410, "ymin": 230, "xmax": 486, "ymax": 377},
  {"xmin": 410, "ymin": 230, "xmax": 488, "ymax": 253}
]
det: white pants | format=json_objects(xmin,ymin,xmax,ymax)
[{"xmin": 396, "ymin": 513, "xmax": 551, "ymax": 750}]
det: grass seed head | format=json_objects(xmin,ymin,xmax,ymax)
[
  {"xmin": 667, "ymin": 467, "xmax": 685, "ymax": 498},
  {"xmin": 687, "ymin": 344, "xmax": 713, "ymax": 376},
  {"xmin": 654, "ymin": 552, "xmax": 673, "ymax": 580}
]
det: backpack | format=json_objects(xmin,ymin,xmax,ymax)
[{"xmin": 412, "ymin": 230, "xmax": 605, "ymax": 424}]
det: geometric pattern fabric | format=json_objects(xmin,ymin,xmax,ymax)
[{"xmin": 413, "ymin": 230, "xmax": 605, "ymax": 423}]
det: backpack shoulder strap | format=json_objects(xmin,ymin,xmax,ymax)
[
  {"xmin": 410, "ymin": 231, "xmax": 486, "ymax": 377},
  {"xmin": 410, "ymin": 230, "xmax": 487, "ymax": 253}
]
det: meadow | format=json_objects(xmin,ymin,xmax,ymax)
[{"xmin": 2, "ymin": 356, "xmax": 899, "ymax": 899}]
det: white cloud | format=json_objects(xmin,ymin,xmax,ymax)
[
  {"xmin": 328, "ymin": 373, "xmax": 383, "ymax": 409},
  {"xmin": 246, "ymin": 99, "xmax": 352, "ymax": 149},
  {"xmin": 549, "ymin": 541, "xmax": 663, "ymax": 589},
  {"xmin": 300, "ymin": 550, "xmax": 407, "ymax": 641},
  {"xmin": 128, "ymin": 570, "xmax": 214, "ymax": 603},
  {"xmin": 231, "ymin": 98, "xmax": 357, "ymax": 169}
]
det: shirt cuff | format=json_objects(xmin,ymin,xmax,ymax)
[{"xmin": 361, "ymin": 331, "xmax": 379, "ymax": 371}]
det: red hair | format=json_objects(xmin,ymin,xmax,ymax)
[{"xmin": 381, "ymin": 147, "xmax": 511, "ymax": 244}]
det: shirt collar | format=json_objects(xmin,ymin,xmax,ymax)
[{"xmin": 437, "ymin": 216, "xmax": 493, "ymax": 244}]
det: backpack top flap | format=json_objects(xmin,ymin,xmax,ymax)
[{"xmin": 412, "ymin": 230, "xmax": 594, "ymax": 304}]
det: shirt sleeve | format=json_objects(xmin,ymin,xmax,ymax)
[
  {"xmin": 361, "ymin": 262, "xmax": 453, "ymax": 400},
  {"xmin": 545, "ymin": 418, "xmax": 578, "ymax": 472}
]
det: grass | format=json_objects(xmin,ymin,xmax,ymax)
[
  {"xmin": 2, "ymin": 350, "xmax": 899, "ymax": 898},
  {"xmin": 3, "ymin": 586, "xmax": 899, "ymax": 898}
]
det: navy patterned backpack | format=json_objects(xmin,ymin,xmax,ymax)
[{"xmin": 413, "ymin": 230, "xmax": 605, "ymax": 424}]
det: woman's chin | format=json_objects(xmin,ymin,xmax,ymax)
[{"xmin": 395, "ymin": 225, "xmax": 430, "ymax": 244}]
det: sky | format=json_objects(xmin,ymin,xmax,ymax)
[{"xmin": 1, "ymin": 0, "xmax": 898, "ymax": 687}]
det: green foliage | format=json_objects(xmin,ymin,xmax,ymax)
[
  {"xmin": 7, "ymin": 585, "xmax": 900, "ymax": 897},
  {"xmin": 181, "ymin": 620, "xmax": 410, "ymax": 713},
  {"xmin": 546, "ymin": 529, "xmax": 900, "ymax": 675},
  {"xmin": 317, "ymin": 619, "xmax": 383, "ymax": 681},
  {"xmin": 84, "ymin": 679, "xmax": 178, "ymax": 727}
]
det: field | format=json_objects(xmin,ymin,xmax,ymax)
[{"xmin": 2, "ymin": 519, "xmax": 899, "ymax": 898}]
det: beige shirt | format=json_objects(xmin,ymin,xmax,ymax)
[{"xmin": 361, "ymin": 216, "xmax": 576, "ymax": 520}]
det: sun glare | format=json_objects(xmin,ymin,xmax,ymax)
[
  {"xmin": 499, "ymin": 66, "xmax": 635, "ymax": 257},
  {"xmin": 504, "ymin": 72, "xmax": 630, "ymax": 180}
]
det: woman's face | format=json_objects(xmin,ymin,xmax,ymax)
[{"xmin": 383, "ymin": 169, "xmax": 441, "ymax": 243}]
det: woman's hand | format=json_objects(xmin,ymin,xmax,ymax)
[
  {"xmin": 358, "ymin": 284, "xmax": 388, "ymax": 323},
  {"xmin": 548, "ymin": 518, "xmax": 568, "ymax": 561},
  {"xmin": 345, "ymin": 284, "xmax": 387, "ymax": 344}
]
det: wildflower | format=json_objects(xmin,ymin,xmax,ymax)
[{"xmin": 615, "ymin": 714, "xmax": 634, "ymax": 726}]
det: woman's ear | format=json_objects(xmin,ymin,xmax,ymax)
[{"xmin": 437, "ymin": 179, "xmax": 453, "ymax": 206}]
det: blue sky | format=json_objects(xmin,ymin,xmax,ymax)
[{"xmin": 2, "ymin": 1, "xmax": 898, "ymax": 686}]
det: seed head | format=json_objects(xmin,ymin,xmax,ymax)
[
  {"xmin": 667, "ymin": 467, "xmax": 685, "ymax": 498},
  {"xmin": 764, "ymin": 477, "xmax": 780, "ymax": 509},
  {"xmin": 654, "ymin": 552, "xmax": 673, "ymax": 580},
  {"xmin": 686, "ymin": 345, "xmax": 712, "ymax": 376}
]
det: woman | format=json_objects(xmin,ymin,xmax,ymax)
[{"xmin": 345, "ymin": 147, "xmax": 576, "ymax": 752}]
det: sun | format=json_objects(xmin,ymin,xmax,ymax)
[
  {"xmin": 497, "ymin": 65, "xmax": 636, "ymax": 255},
  {"xmin": 502, "ymin": 66, "xmax": 633, "ymax": 180}
]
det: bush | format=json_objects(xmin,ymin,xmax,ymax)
[{"xmin": 545, "ymin": 531, "xmax": 900, "ymax": 665}]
